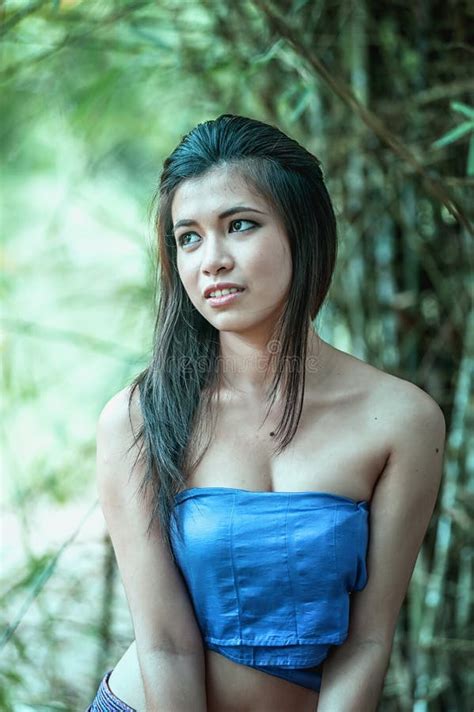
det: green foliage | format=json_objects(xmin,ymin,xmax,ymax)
[{"xmin": 431, "ymin": 101, "xmax": 474, "ymax": 175}]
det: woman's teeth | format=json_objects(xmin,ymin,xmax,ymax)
[{"xmin": 209, "ymin": 287, "xmax": 243, "ymax": 297}]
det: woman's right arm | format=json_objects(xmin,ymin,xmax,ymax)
[{"xmin": 96, "ymin": 386, "xmax": 207, "ymax": 712}]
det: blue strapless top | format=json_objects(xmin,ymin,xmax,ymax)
[{"xmin": 170, "ymin": 487, "xmax": 370, "ymax": 692}]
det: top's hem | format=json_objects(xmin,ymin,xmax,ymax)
[
  {"xmin": 206, "ymin": 642, "xmax": 330, "ymax": 668},
  {"xmin": 204, "ymin": 634, "xmax": 347, "ymax": 645}
]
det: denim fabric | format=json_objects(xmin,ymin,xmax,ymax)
[
  {"xmin": 87, "ymin": 669, "xmax": 136, "ymax": 712},
  {"xmin": 171, "ymin": 486, "xmax": 370, "ymax": 691}
]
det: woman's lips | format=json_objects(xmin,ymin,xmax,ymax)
[{"xmin": 206, "ymin": 289, "xmax": 246, "ymax": 307}]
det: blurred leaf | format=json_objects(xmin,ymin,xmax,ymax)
[
  {"xmin": 431, "ymin": 120, "xmax": 474, "ymax": 149},
  {"xmin": 451, "ymin": 100, "xmax": 474, "ymax": 120}
]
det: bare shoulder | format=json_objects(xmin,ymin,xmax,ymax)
[
  {"xmin": 371, "ymin": 367, "xmax": 446, "ymax": 438},
  {"xmin": 98, "ymin": 383, "xmax": 143, "ymax": 437},
  {"xmin": 331, "ymin": 342, "xmax": 445, "ymax": 433},
  {"xmin": 362, "ymin": 364, "xmax": 447, "ymax": 500},
  {"xmin": 96, "ymin": 384, "xmax": 145, "ymax": 492}
]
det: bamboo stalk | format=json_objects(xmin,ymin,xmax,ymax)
[{"xmin": 414, "ymin": 310, "xmax": 473, "ymax": 707}]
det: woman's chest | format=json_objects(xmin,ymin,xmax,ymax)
[{"xmin": 186, "ymin": 392, "xmax": 388, "ymax": 503}]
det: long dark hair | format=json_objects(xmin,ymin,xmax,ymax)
[{"xmin": 126, "ymin": 113, "xmax": 338, "ymax": 560}]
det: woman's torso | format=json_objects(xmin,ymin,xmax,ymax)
[{"xmin": 109, "ymin": 341, "xmax": 395, "ymax": 711}]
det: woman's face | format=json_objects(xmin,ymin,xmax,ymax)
[{"xmin": 171, "ymin": 164, "xmax": 292, "ymax": 339}]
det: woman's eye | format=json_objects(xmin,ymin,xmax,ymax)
[
  {"xmin": 229, "ymin": 219, "xmax": 255, "ymax": 232},
  {"xmin": 177, "ymin": 219, "xmax": 256, "ymax": 247},
  {"xmin": 177, "ymin": 232, "xmax": 198, "ymax": 247}
]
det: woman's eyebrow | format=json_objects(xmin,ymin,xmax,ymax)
[{"xmin": 173, "ymin": 205, "xmax": 266, "ymax": 231}]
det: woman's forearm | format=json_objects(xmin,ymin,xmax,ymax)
[
  {"xmin": 138, "ymin": 647, "xmax": 207, "ymax": 712},
  {"xmin": 317, "ymin": 640, "xmax": 391, "ymax": 712}
]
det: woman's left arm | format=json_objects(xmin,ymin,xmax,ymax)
[{"xmin": 317, "ymin": 384, "xmax": 446, "ymax": 712}]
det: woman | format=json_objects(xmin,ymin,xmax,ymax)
[{"xmin": 87, "ymin": 114, "xmax": 446, "ymax": 712}]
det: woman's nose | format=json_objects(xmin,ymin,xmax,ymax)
[{"xmin": 200, "ymin": 235, "xmax": 234, "ymax": 273}]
